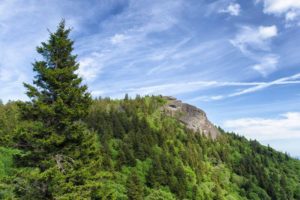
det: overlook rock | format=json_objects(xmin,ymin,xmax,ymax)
[{"xmin": 162, "ymin": 96, "xmax": 219, "ymax": 139}]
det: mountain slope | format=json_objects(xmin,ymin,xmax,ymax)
[
  {"xmin": 0, "ymin": 96, "xmax": 300, "ymax": 199},
  {"xmin": 85, "ymin": 96, "xmax": 300, "ymax": 199}
]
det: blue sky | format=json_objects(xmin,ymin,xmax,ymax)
[{"xmin": 0, "ymin": 0, "xmax": 300, "ymax": 157}]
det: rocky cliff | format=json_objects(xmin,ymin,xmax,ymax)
[{"xmin": 162, "ymin": 96, "xmax": 219, "ymax": 139}]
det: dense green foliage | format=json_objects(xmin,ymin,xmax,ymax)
[
  {"xmin": 0, "ymin": 21, "xmax": 299, "ymax": 199},
  {"xmin": 1, "ymin": 96, "xmax": 299, "ymax": 199},
  {"xmin": 2, "ymin": 21, "xmax": 102, "ymax": 199}
]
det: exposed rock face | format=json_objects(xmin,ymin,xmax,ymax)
[{"xmin": 162, "ymin": 96, "xmax": 219, "ymax": 139}]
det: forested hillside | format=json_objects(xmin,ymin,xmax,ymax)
[
  {"xmin": 0, "ymin": 96, "xmax": 300, "ymax": 199},
  {"xmin": 0, "ymin": 21, "xmax": 299, "ymax": 199}
]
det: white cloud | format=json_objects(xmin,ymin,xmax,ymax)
[
  {"xmin": 258, "ymin": 0, "xmax": 300, "ymax": 24},
  {"xmin": 74, "ymin": 0, "xmax": 187, "ymax": 86},
  {"xmin": 103, "ymin": 72, "xmax": 300, "ymax": 101},
  {"xmin": 190, "ymin": 72, "xmax": 300, "ymax": 101},
  {"xmin": 78, "ymin": 53, "xmax": 104, "ymax": 81},
  {"xmin": 231, "ymin": 25, "xmax": 279, "ymax": 76},
  {"xmin": 110, "ymin": 34, "xmax": 128, "ymax": 45},
  {"xmin": 286, "ymin": 11, "xmax": 298, "ymax": 21},
  {"xmin": 231, "ymin": 25, "xmax": 277, "ymax": 52},
  {"xmin": 0, "ymin": 65, "xmax": 28, "ymax": 102},
  {"xmin": 227, "ymin": 72, "xmax": 300, "ymax": 97},
  {"xmin": 0, "ymin": 0, "xmax": 92, "ymax": 102},
  {"xmin": 219, "ymin": 3, "xmax": 241, "ymax": 16},
  {"xmin": 94, "ymin": 80, "xmax": 261, "ymax": 99},
  {"xmin": 258, "ymin": 25, "xmax": 278, "ymax": 38},
  {"xmin": 260, "ymin": 0, "xmax": 300, "ymax": 14},
  {"xmin": 252, "ymin": 54, "xmax": 279, "ymax": 76},
  {"xmin": 224, "ymin": 112, "xmax": 300, "ymax": 140}
]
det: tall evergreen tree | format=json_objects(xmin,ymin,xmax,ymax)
[
  {"xmin": 126, "ymin": 171, "xmax": 144, "ymax": 200},
  {"xmin": 14, "ymin": 20, "xmax": 101, "ymax": 199}
]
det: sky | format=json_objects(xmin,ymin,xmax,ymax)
[{"xmin": 0, "ymin": 0, "xmax": 300, "ymax": 158}]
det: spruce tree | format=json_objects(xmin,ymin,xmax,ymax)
[
  {"xmin": 14, "ymin": 20, "xmax": 101, "ymax": 199},
  {"xmin": 126, "ymin": 171, "xmax": 144, "ymax": 200}
]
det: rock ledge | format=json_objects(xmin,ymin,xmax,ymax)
[{"xmin": 162, "ymin": 96, "xmax": 219, "ymax": 139}]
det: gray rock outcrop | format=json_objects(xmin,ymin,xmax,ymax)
[{"xmin": 162, "ymin": 96, "xmax": 219, "ymax": 139}]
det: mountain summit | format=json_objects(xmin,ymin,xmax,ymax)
[{"xmin": 162, "ymin": 96, "xmax": 219, "ymax": 139}]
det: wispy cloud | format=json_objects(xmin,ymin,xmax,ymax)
[
  {"xmin": 77, "ymin": 52, "xmax": 105, "ymax": 82},
  {"xmin": 224, "ymin": 112, "xmax": 300, "ymax": 140},
  {"xmin": 73, "ymin": 0, "xmax": 188, "ymax": 80},
  {"xmin": 91, "ymin": 72, "xmax": 300, "ymax": 102},
  {"xmin": 206, "ymin": 0, "xmax": 241, "ymax": 17},
  {"xmin": 110, "ymin": 34, "xmax": 129, "ymax": 45},
  {"xmin": 230, "ymin": 25, "xmax": 279, "ymax": 76},
  {"xmin": 190, "ymin": 72, "xmax": 300, "ymax": 101},
  {"xmin": 91, "ymin": 80, "xmax": 260, "ymax": 99},
  {"xmin": 252, "ymin": 54, "xmax": 279, "ymax": 76},
  {"xmin": 219, "ymin": 3, "xmax": 241, "ymax": 16},
  {"xmin": 0, "ymin": 0, "xmax": 97, "ymax": 102},
  {"xmin": 231, "ymin": 25, "xmax": 277, "ymax": 53},
  {"xmin": 229, "ymin": 75, "xmax": 300, "ymax": 97},
  {"xmin": 71, "ymin": 0, "xmax": 250, "ymax": 101}
]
